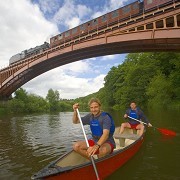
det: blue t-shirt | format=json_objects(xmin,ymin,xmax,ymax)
[
  {"xmin": 81, "ymin": 112, "xmax": 115, "ymax": 148},
  {"xmin": 125, "ymin": 107, "xmax": 149, "ymax": 125}
]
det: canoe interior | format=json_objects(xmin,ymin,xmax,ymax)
[
  {"xmin": 31, "ymin": 126, "xmax": 143, "ymax": 179},
  {"xmin": 55, "ymin": 127, "xmax": 140, "ymax": 167}
]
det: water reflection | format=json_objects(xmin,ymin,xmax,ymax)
[{"xmin": 0, "ymin": 110, "xmax": 179, "ymax": 180}]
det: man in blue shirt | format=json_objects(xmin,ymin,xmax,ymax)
[
  {"xmin": 72, "ymin": 98, "xmax": 115, "ymax": 159},
  {"xmin": 119, "ymin": 102, "xmax": 152, "ymax": 136}
]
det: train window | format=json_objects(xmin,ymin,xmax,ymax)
[
  {"xmin": 72, "ymin": 27, "xmax": 78, "ymax": 34},
  {"xmin": 156, "ymin": 20, "xmax": 164, "ymax": 28},
  {"xmin": 147, "ymin": 0, "xmax": 153, "ymax": 5},
  {"xmin": 65, "ymin": 31, "xmax": 70, "ymax": 37},
  {"xmin": 122, "ymin": 6, "xmax": 130, "ymax": 14},
  {"xmin": 177, "ymin": 14, "xmax": 180, "ymax": 27},
  {"xmin": 92, "ymin": 19, "xmax": 98, "ymax": 26},
  {"xmin": 101, "ymin": 15, "xmax": 107, "ymax": 22},
  {"xmin": 132, "ymin": 3, "xmax": 138, "ymax": 10},
  {"xmin": 146, "ymin": 23, "xmax": 153, "ymax": 29},
  {"xmin": 58, "ymin": 34, "xmax": 63, "ymax": 40},
  {"xmin": 166, "ymin": 16, "xmax": 174, "ymax": 27},
  {"xmin": 111, "ymin": 10, "xmax": 118, "ymax": 18},
  {"xmin": 80, "ymin": 24, "xmax": 85, "ymax": 30}
]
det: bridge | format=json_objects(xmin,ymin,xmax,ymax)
[{"xmin": 0, "ymin": 1, "xmax": 180, "ymax": 100}]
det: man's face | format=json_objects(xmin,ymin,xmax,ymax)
[
  {"xmin": 130, "ymin": 103, "xmax": 136, "ymax": 110},
  {"xmin": 89, "ymin": 102, "xmax": 101, "ymax": 116}
]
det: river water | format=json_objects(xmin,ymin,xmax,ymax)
[{"xmin": 0, "ymin": 110, "xmax": 179, "ymax": 180}]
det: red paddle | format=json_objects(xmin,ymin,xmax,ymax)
[
  {"xmin": 128, "ymin": 116, "xmax": 176, "ymax": 136},
  {"xmin": 157, "ymin": 128, "xmax": 176, "ymax": 136}
]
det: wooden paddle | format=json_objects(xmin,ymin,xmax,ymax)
[
  {"xmin": 128, "ymin": 116, "xmax": 176, "ymax": 136},
  {"xmin": 76, "ymin": 109, "xmax": 100, "ymax": 180}
]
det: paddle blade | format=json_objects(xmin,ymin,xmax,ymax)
[{"xmin": 157, "ymin": 128, "xmax": 176, "ymax": 136}]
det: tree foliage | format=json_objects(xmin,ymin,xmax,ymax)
[
  {"xmin": 6, "ymin": 88, "xmax": 74, "ymax": 114},
  {"xmin": 46, "ymin": 89, "xmax": 60, "ymax": 112},
  {"xmin": 102, "ymin": 52, "xmax": 180, "ymax": 110}
]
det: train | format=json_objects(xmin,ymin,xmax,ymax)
[
  {"xmin": 49, "ymin": 0, "xmax": 176, "ymax": 48},
  {"xmin": 9, "ymin": 42, "xmax": 50, "ymax": 65},
  {"xmin": 9, "ymin": 0, "xmax": 177, "ymax": 65}
]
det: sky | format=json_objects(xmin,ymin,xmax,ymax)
[{"xmin": 0, "ymin": 0, "xmax": 136, "ymax": 99}]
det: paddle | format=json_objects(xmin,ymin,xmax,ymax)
[
  {"xmin": 76, "ymin": 109, "xmax": 100, "ymax": 180},
  {"xmin": 128, "ymin": 116, "xmax": 176, "ymax": 136}
]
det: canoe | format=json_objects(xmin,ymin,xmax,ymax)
[{"xmin": 31, "ymin": 127, "xmax": 145, "ymax": 180}]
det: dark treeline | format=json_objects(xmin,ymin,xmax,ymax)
[
  {"xmin": 0, "ymin": 52, "xmax": 179, "ymax": 114},
  {"xmin": 0, "ymin": 88, "xmax": 74, "ymax": 114}
]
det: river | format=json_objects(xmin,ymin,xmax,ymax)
[{"xmin": 0, "ymin": 109, "xmax": 179, "ymax": 180}]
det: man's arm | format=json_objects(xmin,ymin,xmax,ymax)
[
  {"xmin": 72, "ymin": 103, "xmax": 80, "ymax": 124},
  {"xmin": 139, "ymin": 109, "xmax": 152, "ymax": 127},
  {"xmin": 124, "ymin": 109, "xmax": 130, "ymax": 118},
  {"xmin": 87, "ymin": 129, "xmax": 110, "ymax": 156},
  {"xmin": 96, "ymin": 129, "xmax": 109, "ymax": 146}
]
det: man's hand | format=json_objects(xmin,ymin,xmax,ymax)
[
  {"xmin": 72, "ymin": 103, "xmax": 80, "ymax": 124},
  {"xmin": 73, "ymin": 103, "xmax": 79, "ymax": 111},
  {"xmin": 148, "ymin": 123, "xmax": 153, "ymax": 127},
  {"xmin": 87, "ymin": 145, "xmax": 99, "ymax": 156}
]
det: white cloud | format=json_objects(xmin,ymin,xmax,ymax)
[
  {"xmin": 68, "ymin": 17, "xmax": 81, "ymax": 29},
  {"xmin": 108, "ymin": 0, "xmax": 124, "ymax": 11},
  {"xmin": 77, "ymin": 4, "xmax": 92, "ymax": 19},
  {"xmin": 23, "ymin": 64, "xmax": 105, "ymax": 99},
  {"xmin": 61, "ymin": 61, "xmax": 90, "ymax": 75},
  {"xmin": 101, "ymin": 55, "xmax": 116, "ymax": 61},
  {"xmin": 0, "ymin": 0, "xmax": 58, "ymax": 67},
  {"xmin": 37, "ymin": 0, "xmax": 60, "ymax": 14},
  {"xmin": 53, "ymin": 0, "xmax": 91, "ymax": 29}
]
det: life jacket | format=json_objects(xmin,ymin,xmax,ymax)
[
  {"xmin": 128, "ymin": 107, "xmax": 141, "ymax": 119},
  {"xmin": 90, "ymin": 112, "xmax": 115, "ymax": 137},
  {"xmin": 128, "ymin": 107, "xmax": 141, "ymax": 125}
]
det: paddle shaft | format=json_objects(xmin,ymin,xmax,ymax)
[
  {"xmin": 127, "ymin": 116, "xmax": 150, "ymax": 126},
  {"xmin": 76, "ymin": 109, "xmax": 100, "ymax": 180},
  {"xmin": 128, "ymin": 116, "xmax": 176, "ymax": 136},
  {"xmin": 127, "ymin": 116, "xmax": 157, "ymax": 128}
]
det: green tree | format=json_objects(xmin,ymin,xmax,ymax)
[
  {"xmin": 59, "ymin": 101, "xmax": 72, "ymax": 111},
  {"xmin": 14, "ymin": 88, "xmax": 28, "ymax": 101},
  {"xmin": 26, "ymin": 94, "xmax": 49, "ymax": 113},
  {"xmin": 146, "ymin": 73, "xmax": 173, "ymax": 108},
  {"xmin": 46, "ymin": 89, "xmax": 60, "ymax": 111},
  {"xmin": 99, "ymin": 52, "xmax": 180, "ymax": 109},
  {"xmin": 7, "ymin": 88, "xmax": 28, "ymax": 113},
  {"xmin": 7, "ymin": 99, "xmax": 25, "ymax": 113}
]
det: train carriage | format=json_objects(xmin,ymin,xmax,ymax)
[
  {"xmin": 144, "ymin": 0, "xmax": 173, "ymax": 11},
  {"xmin": 71, "ymin": 26, "xmax": 79, "ymax": 40},
  {"xmin": 78, "ymin": 23, "xmax": 89, "ymax": 37},
  {"xmin": 50, "ymin": 34, "xmax": 63, "ymax": 48},
  {"xmin": 120, "ymin": 1, "xmax": 141, "ymax": 21},
  {"xmin": 109, "ymin": 9, "xmax": 120, "ymax": 26},
  {"xmin": 49, "ymin": 1, "xmax": 142, "ymax": 48},
  {"xmin": 89, "ymin": 18, "xmax": 99, "ymax": 33},
  {"xmin": 98, "ymin": 14, "xmax": 109, "ymax": 30}
]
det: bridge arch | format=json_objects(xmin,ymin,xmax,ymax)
[{"xmin": 0, "ymin": 1, "xmax": 180, "ymax": 99}]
